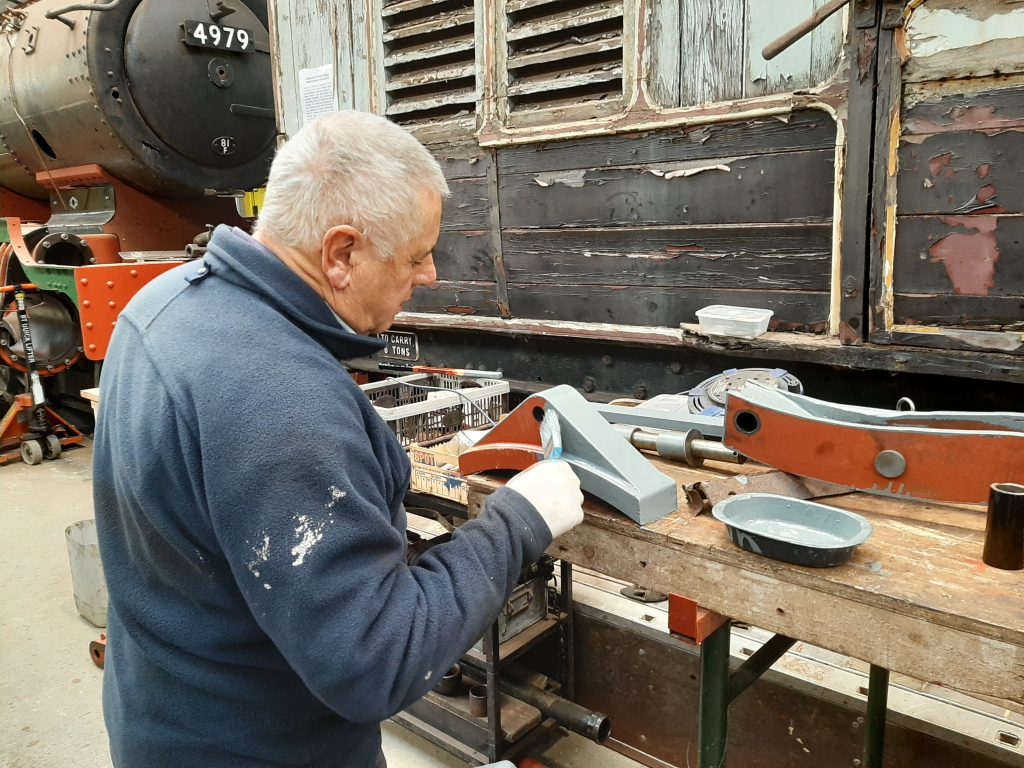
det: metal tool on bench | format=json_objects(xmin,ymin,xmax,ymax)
[
  {"xmin": 459, "ymin": 385, "xmax": 678, "ymax": 525},
  {"xmin": 724, "ymin": 384, "xmax": 1024, "ymax": 504}
]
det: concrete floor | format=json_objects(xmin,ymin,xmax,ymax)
[{"xmin": 0, "ymin": 442, "xmax": 636, "ymax": 768}]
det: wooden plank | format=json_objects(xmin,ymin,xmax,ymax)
[
  {"xmin": 836, "ymin": 11, "xmax": 878, "ymax": 343},
  {"xmin": 495, "ymin": 109, "xmax": 837, "ymax": 174},
  {"xmin": 384, "ymin": 37, "xmax": 476, "ymax": 67},
  {"xmin": 506, "ymin": 285, "xmax": 829, "ymax": 330},
  {"xmin": 502, "ymin": 224, "xmax": 832, "ymax": 289},
  {"xmin": 894, "ymin": 214, "xmax": 1024, "ymax": 298},
  {"xmin": 506, "ymin": 2, "xmax": 624, "ymax": 42},
  {"xmin": 433, "ymin": 230, "xmax": 496, "ymax": 282},
  {"xmin": 348, "ymin": 0, "xmax": 372, "ymax": 110},
  {"xmin": 498, "ymin": 149, "xmax": 836, "ymax": 228},
  {"xmin": 903, "ymin": 0, "xmax": 1024, "ymax": 83},
  {"xmin": 897, "ymin": 130, "xmax": 1024, "ymax": 216},
  {"xmin": 407, "ymin": 281, "xmax": 501, "ymax": 316},
  {"xmin": 507, "ymin": 67, "xmax": 623, "ymax": 98},
  {"xmin": 646, "ymin": 0, "xmax": 681, "ymax": 107},
  {"xmin": 679, "ymin": 0, "xmax": 745, "ymax": 105},
  {"xmin": 398, "ymin": 311, "xmax": 1024, "ymax": 384},
  {"xmin": 442, "ymin": 177, "xmax": 490, "ymax": 230},
  {"xmin": 382, "ymin": 9, "xmax": 474, "ymax": 42},
  {"xmin": 467, "ymin": 463, "xmax": 1024, "ymax": 714},
  {"xmin": 429, "ymin": 142, "xmax": 492, "ymax": 180},
  {"xmin": 894, "ymin": 294, "xmax": 1024, "ymax": 331},
  {"xmin": 903, "ymin": 80, "xmax": 1024, "ymax": 135},
  {"xmin": 385, "ymin": 62, "xmax": 476, "ymax": 91},
  {"xmin": 867, "ymin": 21, "xmax": 901, "ymax": 339},
  {"xmin": 745, "ymin": 0, "xmax": 814, "ymax": 98},
  {"xmin": 809, "ymin": 0, "xmax": 846, "ymax": 85}
]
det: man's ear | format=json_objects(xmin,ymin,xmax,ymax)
[{"xmin": 321, "ymin": 225, "xmax": 362, "ymax": 291}]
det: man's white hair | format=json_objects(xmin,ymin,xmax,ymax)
[{"xmin": 254, "ymin": 110, "xmax": 449, "ymax": 259}]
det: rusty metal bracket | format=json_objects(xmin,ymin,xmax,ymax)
[
  {"xmin": 723, "ymin": 385, "xmax": 1024, "ymax": 504},
  {"xmin": 459, "ymin": 385, "xmax": 679, "ymax": 524}
]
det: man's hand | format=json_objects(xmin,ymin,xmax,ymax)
[{"xmin": 506, "ymin": 460, "xmax": 584, "ymax": 539}]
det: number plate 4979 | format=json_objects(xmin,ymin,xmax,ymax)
[{"xmin": 184, "ymin": 20, "xmax": 254, "ymax": 53}]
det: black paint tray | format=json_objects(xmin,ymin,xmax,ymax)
[{"xmin": 711, "ymin": 493, "xmax": 873, "ymax": 568}]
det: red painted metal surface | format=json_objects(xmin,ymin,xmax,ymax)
[
  {"xmin": 75, "ymin": 262, "xmax": 180, "ymax": 360},
  {"xmin": 724, "ymin": 392, "xmax": 1024, "ymax": 504}
]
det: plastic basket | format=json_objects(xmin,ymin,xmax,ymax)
[{"xmin": 360, "ymin": 374, "xmax": 508, "ymax": 447}]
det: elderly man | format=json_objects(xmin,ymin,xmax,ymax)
[{"xmin": 93, "ymin": 111, "xmax": 585, "ymax": 768}]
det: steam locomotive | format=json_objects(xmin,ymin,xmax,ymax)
[{"xmin": 0, "ymin": 0, "xmax": 275, "ymax": 408}]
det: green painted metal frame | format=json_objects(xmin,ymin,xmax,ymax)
[{"xmin": 696, "ymin": 621, "xmax": 890, "ymax": 767}]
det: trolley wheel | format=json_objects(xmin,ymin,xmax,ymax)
[
  {"xmin": 44, "ymin": 434, "xmax": 62, "ymax": 460},
  {"xmin": 20, "ymin": 438, "xmax": 44, "ymax": 465}
]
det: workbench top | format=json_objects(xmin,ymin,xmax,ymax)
[{"xmin": 467, "ymin": 457, "xmax": 1024, "ymax": 716}]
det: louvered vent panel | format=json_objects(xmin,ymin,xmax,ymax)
[
  {"xmin": 506, "ymin": 0, "xmax": 624, "ymax": 112},
  {"xmin": 382, "ymin": 0, "xmax": 476, "ymax": 125}
]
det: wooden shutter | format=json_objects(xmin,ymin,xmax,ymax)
[
  {"xmin": 505, "ymin": 0, "xmax": 625, "ymax": 113},
  {"xmin": 382, "ymin": 0, "xmax": 477, "ymax": 125}
]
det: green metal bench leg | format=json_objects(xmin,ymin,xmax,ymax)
[
  {"xmin": 863, "ymin": 665, "xmax": 890, "ymax": 768},
  {"xmin": 698, "ymin": 621, "xmax": 731, "ymax": 768}
]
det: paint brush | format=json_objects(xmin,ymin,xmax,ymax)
[{"xmin": 540, "ymin": 406, "xmax": 563, "ymax": 461}]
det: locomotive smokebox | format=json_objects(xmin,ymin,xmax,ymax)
[{"xmin": 0, "ymin": 0, "xmax": 276, "ymax": 200}]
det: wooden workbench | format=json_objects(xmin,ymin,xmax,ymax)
[{"xmin": 467, "ymin": 458, "xmax": 1024, "ymax": 718}]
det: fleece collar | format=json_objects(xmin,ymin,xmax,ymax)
[{"xmin": 200, "ymin": 225, "xmax": 385, "ymax": 361}]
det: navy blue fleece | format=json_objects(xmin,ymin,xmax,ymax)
[{"xmin": 93, "ymin": 226, "xmax": 551, "ymax": 768}]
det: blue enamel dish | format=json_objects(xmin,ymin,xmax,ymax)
[{"xmin": 711, "ymin": 493, "xmax": 873, "ymax": 568}]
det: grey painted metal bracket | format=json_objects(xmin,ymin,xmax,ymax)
[{"xmin": 460, "ymin": 385, "xmax": 679, "ymax": 525}]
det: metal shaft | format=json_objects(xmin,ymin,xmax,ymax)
[
  {"xmin": 460, "ymin": 659, "xmax": 610, "ymax": 743},
  {"xmin": 614, "ymin": 424, "xmax": 745, "ymax": 467}
]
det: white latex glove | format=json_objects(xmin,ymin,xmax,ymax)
[{"xmin": 505, "ymin": 460, "xmax": 584, "ymax": 539}]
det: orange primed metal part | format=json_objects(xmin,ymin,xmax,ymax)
[
  {"xmin": 458, "ymin": 393, "xmax": 547, "ymax": 475},
  {"xmin": 724, "ymin": 392, "xmax": 1024, "ymax": 504},
  {"xmin": 0, "ymin": 393, "xmax": 86, "ymax": 465},
  {"xmin": 667, "ymin": 594, "xmax": 729, "ymax": 645},
  {"xmin": 76, "ymin": 262, "xmax": 180, "ymax": 360},
  {"xmin": 36, "ymin": 164, "xmax": 244, "ymax": 253}
]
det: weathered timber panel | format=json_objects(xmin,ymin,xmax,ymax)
[
  {"xmin": 498, "ymin": 149, "xmax": 835, "ymax": 228},
  {"xmin": 895, "ymin": 294, "xmax": 1024, "ymax": 330},
  {"xmin": 502, "ymin": 224, "xmax": 832, "ymax": 289},
  {"xmin": 898, "ymin": 130, "xmax": 1024, "ymax": 216},
  {"xmin": 431, "ymin": 143, "xmax": 494, "ymax": 181},
  {"xmin": 496, "ymin": 111, "xmax": 837, "ymax": 174},
  {"xmin": 442, "ymin": 177, "xmax": 490, "ymax": 230},
  {"xmin": 408, "ymin": 281, "xmax": 501, "ymax": 317},
  {"xmin": 746, "ymin": 0, "xmax": 814, "ymax": 98},
  {"xmin": 679, "ymin": 0, "xmax": 746, "ymax": 104},
  {"xmin": 904, "ymin": 0, "xmax": 1024, "ymax": 83},
  {"xmin": 433, "ymin": 230, "xmax": 496, "ymax": 282},
  {"xmin": 506, "ymin": 285, "xmax": 828, "ymax": 330},
  {"xmin": 893, "ymin": 215, "xmax": 1024, "ymax": 298},
  {"xmin": 903, "ymin": 80, "xmax": 1024, "ymax": 135},
  {"xmin": 893, "ymin": 80, "xmax": 1024, "ymax": 335}
]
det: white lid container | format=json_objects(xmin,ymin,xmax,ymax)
[{"xmin": 694, "ymin": 305, "xmax": 774, "ymax": 339}]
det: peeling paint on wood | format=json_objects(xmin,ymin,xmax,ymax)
[
  {"xmin": 904, "ymin": 0, "xmax": 1024, "ymax": 82},
  {"xmin": 927, "ymin": 217, "xmax": 1000, "ymax": 297}
]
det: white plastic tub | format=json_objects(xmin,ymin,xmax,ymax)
[
  {"xmin": 65, "ymin": 519, "xmax": 108, "ymax": 628},
  {"xmin": 695, "ymin": 305, "xmax": 774, "ymax": 339}
]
